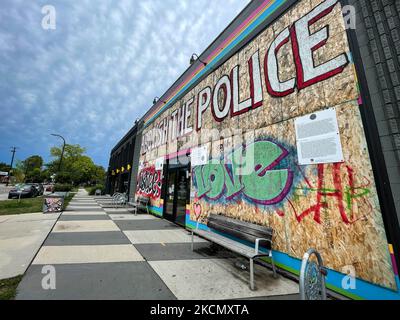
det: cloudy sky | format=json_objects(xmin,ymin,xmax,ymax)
[{"xmin": 0, "ymin": 0, "xmax": 249, "ymax": 168}]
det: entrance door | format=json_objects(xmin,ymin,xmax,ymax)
[
  {"xmin": 175, "ymin": 168, "xmax": 189, "ymax": 227},
  {"xmin": 163, "ymin": 169, "xmax": 177, "ymax": 222},
  {"xmin": 163, "ymin": 164, "xmax": 189, "ymax": 227}
]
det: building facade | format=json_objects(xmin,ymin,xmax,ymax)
[
  {"xmin": 106, "ymin": 120, "xmax": 142, "ymax": 195},
  {"xmin": 111, "ymin": 0, "xmax": 400, "ymax": 299}
]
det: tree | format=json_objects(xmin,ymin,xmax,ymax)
[
  {"xmin": 23, "ymin": 155, "xmax": 43, "ymax": 170},
  {"xmin": 13, "ymin": 160, "xmax": 26, "ymax": 183},
  {"xmin": 50, "ymin": 144, "xmax": 86, "ymax": 161},
  {"xmin": 47, "ymin": 144, "xmax": 104, "ymax": 185},
  {"xmin": 21, "ymin": 155, "xmax": 44, "ymax": 182},
  {"xmin": 92, "ymin": 165, "xmax": 106, "ymax": 185},
  {"xmin": 0, "ymin": 162, "xmax": 11, "ymax": 172}
]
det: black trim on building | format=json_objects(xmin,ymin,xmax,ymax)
[
  {"xmin": 344, "ymin": 0, "xmax": 400, "ymax": 272},
  {"xmin": 106, "ymin": 120, "xmax": 141, "ymax": 196}
]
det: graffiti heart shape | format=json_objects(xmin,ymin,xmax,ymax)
[{"xmin": 193, "ymin": 202, "xmax": 202, "ymax": 220}]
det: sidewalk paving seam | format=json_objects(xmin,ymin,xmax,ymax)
[{"xmin": 15, "ymin": 211, "xmax": 62, "ymax": 280}]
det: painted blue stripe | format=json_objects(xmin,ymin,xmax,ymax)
[
  {"xmin": 144, "ymin": 0, "xmax": 287, "ymax": 127},
  {"xmin": 185, "ymin": 214, "xmax": 210, "ymax": 231},
  {"xmin": 185, "ymin": 216, "xmax": 400, "ymax": 300},
  {"xmin": 149, "ymin": 205, "xmax": 163, "ymax": 216}
]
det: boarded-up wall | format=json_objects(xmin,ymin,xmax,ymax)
[{"xmin": 137, "ymin": 0, "xmax": 397, "ymax": 290}]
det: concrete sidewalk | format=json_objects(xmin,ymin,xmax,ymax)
[
  {"xmin": 0, "ymin": 212, "xmax": 60, "ymax": 279},
  {"xmin": 16, "ymin": 188, "xmax": 299, "ymax": 300}
]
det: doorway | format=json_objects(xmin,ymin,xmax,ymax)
[{"xmin": 163, "ymin": 161, "xmax": 190, "ymax": 227}]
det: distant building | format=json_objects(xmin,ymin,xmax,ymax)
[
  {"xmin": 105, "ymin": 120, "xmax": 142, "ymax": 196},
  {"xmin": 0, "ymin": 171, "xmax": 8, "ymax": 183}
]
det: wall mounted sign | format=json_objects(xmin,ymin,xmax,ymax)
[
  {"xmin": 155, "ymin": 157, "xmax": 164, "ymax": 171},
  {"xmin": 190, "ymin": 145, "xmax": 208, "ymax": 167},
  {"xmin": 295, "ymin": 108, "xmax": 344, "ymax": 165}
]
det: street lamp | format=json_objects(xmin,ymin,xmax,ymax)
[
  {"xmin": 51, "ymin": 134, "xmax": 66, "ymax": 173},
  {"xmin": 190, "ymin": 53, "xmax": 207, "ymax": 66},
  {"xmin": 153, "ymin": 97, "xmax": 167, "ymax": 105}
]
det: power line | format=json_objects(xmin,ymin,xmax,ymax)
[{"xmin": 6, "ymin": 147, "xmax": 18, "ymax": 186}]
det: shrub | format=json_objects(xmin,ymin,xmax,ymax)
[
  {"xmin": 88, "ymin": 184, "xmax": 105, "ymax": 195},
  {"xmin": 53, "ymin": 184, "xmax": 73, "ymax": 192}
]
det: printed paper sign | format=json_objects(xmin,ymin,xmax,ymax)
[
  {"xmin": 295, "ymin": 108, "xmax": 344, "ymax": 165},
  {"xmin": 155, "ymin": 157, "xmax": 164, "ymax": 171},
  {"xmin": 190, "ymin": 145, "xmax": 208, "ymax": 167}
]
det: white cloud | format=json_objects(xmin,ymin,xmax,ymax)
[{"xmin": 0, "ymin": 0, "xmax": 250, "ymax": 166}]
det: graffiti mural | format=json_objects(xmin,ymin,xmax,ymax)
[
  {"xmin": 43, "ymin": 197, "xmax": 64, "ymax": 213},
  {"xmin": 136, "ymin": 166, "xmax": 162, "ymax": 199},
  {"xmin": 136, "ymin": 0, "xmax": 398, "ymax": 295},
  {"xmin": 193, "ymin": 140, "xmax": 294, "ymax": 205},
  {"xmin": 289, "ymin": 163, "xmax": 371, "ymax": 225},
  {"xmin": 188, "ymin": 104, "xmax": 396, "ymax": 290}
]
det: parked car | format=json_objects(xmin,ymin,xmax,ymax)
[
  {"xmin": 28, "ymin": 183, "xmax": 44, "ymax": 196},
  {"xmin": 8, "ymin": 184, "xmax": 37, "ymax": 199},
  {"xmin": 45, "ymin": 184, "xmax": 54, "ymax": 192}
]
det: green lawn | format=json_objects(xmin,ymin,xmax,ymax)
[
  {"xmin": 0, "ymin": 193, "xmax": 75, "ymax": 216},
  {"xmin": 0, "ymin": 275, "xmax": 22, "ymax": 300},
  {"xmin": 0, "ymin": 197, "xmax": 43, "ymax": 215}
]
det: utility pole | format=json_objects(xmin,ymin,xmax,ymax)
[
  {"xmin": 50, "ymin": 134, "xmax": 66, "ymax": 175},
  {"xmin": 6, "ymin": 147, "xmax": 17, "ymax": 186}
]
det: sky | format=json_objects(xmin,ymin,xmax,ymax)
[{"xmin": 0, "ymin": 0, "xmax": 249, "ymax": 168}]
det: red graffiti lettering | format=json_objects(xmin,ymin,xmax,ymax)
[
  {"xmin": 137, "ymin": 166, "xmax": 162, "ymax": 199},
  {"xmin": 279, "ymin": 163, "xmax": 371, "ymax": 225}
]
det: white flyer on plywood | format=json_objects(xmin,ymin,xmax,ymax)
[
  {"xmin": 155, "ymin": 157, "xmax": 164, "ymax": 171},
  {"xmin": 295, "ymin": 108, "xmax": 344, "ymax": 165},
  {"xmin": 191, "ymin": 145, "xmax": 208, "ymax": 167}
]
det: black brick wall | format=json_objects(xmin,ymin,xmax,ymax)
[{"xmin": 350, "ymin": 0, "xmax": 400, "ymax": 224}]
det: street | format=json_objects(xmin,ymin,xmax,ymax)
[{"xmin": 0, "ymin": 184, "xmax": 12, "ymax": 201}]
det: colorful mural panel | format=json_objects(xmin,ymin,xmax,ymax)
[
  {"xmin": 136, "ymin": 0, "xmax": 398, "ymax": 296},
  {"xmin": 136, "ymin": 166, "xmax": 162, "ymax": 199}
]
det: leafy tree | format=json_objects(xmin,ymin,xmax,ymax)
[
  {"xmin": 50, "ymin": 144, "xmax": 86, "ymax": 162},
  {"xmin": 47, "ymin": 144, "xmax": 105, "ymax": 185},
  {"xmin": 13, "ymin": 160, "xmax": 26, "ymax": 183},
  {"xmin": 27, "ymin": 168, "xmax": 43, "ymax": 183},
  {"xmin": 0, "ymin": 162, "xmax": 11, "ymax": 172},
  {"xmin": 40, "ymin": 169, "xmax": 51, "ymax": 182},
  {"xmin": 92, "ymin": 165, "xmax": 106, "ymax": 185},
  {"xmin": 23, "ymin": 155, "xmax": 43, "ymax": 170},
  {"xmin": 21, "ymin": 155, "xmax": 44, "ymax": 182}
]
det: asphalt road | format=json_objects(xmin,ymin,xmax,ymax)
[{"xmin": 0, "ymin": 184, "xmax": 12, "ymax": 201}]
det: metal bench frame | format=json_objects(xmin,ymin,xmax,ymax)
[
  {"xmin": 127, "ymin": 195, "xmax": 150, "ymax": 215},
  {"xmin": 190, "ymin": 214, "xmax": 277, "ymax": 290}
]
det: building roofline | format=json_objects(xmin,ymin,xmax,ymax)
[{"xmin": 140, "ymin": 0, "xmax": 260, "ymax": 123}]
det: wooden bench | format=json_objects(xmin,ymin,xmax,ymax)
[
  {"xmin": 190, "ymin": 213, "xmax": 277, "ymax": 290},
  {"xmin": 127, "ymin": 196, "xmax": 150, "ymax": 215}
]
